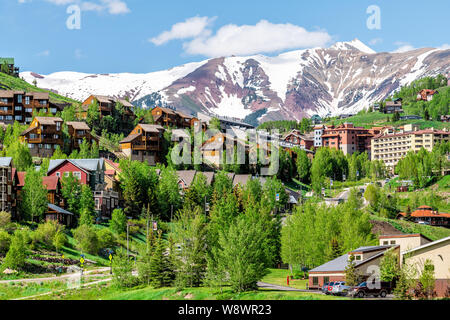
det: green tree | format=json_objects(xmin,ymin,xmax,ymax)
[
  {"xmin": 53, "ymin": 230, "xmax": 67, "ymax": 252},
  {"xmin": 380, "ymin": 248, "xmax": 400, "ymax": 282},
  {"xmin": 156, "ymin": 166, "xmax": 181, "ymax": 220},
  {"xmin": 0, "ymin": 230, "xmax": 11, "ymax": 256},
  {"xmin": 212, "ymin": 214, "xmax": 269, "ymax": 292},
  {"xmin": 73, "ymin": 224, "xmax": 99, "ymax": 254},
  {"xmin": 295, "ymin": 148, "xmax": 311, "ymax": 184},
  {"xmin": 6, "ymin": 141, "xmax": 32, "ymax": 171},
  {"xmin": 147, "ymin": 232, "xmax": 174, "ymax": 288},
  {"xmin": 2, "ymin": 229, "xmax": 30, "ymax": 270},
  {"xmin": 110, "ymin": 209, "xmax": 127, "ymax": 235},
  {"xmin": 172, "ymin": 206, "xmax": 207, "ymax": 288},
  {"xmin": 61, "ymin": 173, "xmax": 82, "ymax": 216},
  {"xmin": 112, "ymin": 248, "xmax": 136, "ymax": 288},
  {"xmin": 79, "ymin": 184, "xmax": 95, "ymax": 225},
  {"xmin": 345, "ymin": 255, "xmax": 361, "ymax": 286},
  {"xmin": 418, "ymin": 259, "xmax": 436, "ymax": 299},
  {"xmin": 20, "ymin": 168, "xmax": 48, "ymax": 222}
]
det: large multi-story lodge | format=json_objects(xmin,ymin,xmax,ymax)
[{"xmin": 0, "ymin": 90, "xmax": 67, "ymax": 124}]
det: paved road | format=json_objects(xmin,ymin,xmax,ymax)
[{"xmin": 257, "ymin": 282, "xmax": 319, "ymax": 293}]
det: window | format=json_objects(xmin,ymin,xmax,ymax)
[
  {"xmin": 56, "ymin": 122, "xmax": 61, "ymax": 131},
  {"xmin": 355, "ymin": 255, "xmax": 361, "ymax": 261},
  {"xmin": 312, "ymin": 277, "xmax": 318, "ymax": 285},
  {"xmin": 323, "ymin": 277, "xmax": 329, "ymax": 284},
  {"xmin": 56, "ymin": 172, "xmax": 60, "ymax": 178},
  {"xmin": 25, "ymin": 96, "xmax": 30, "ymax": 105},
  {"xmin": 28, "ymin": 144, "xmax": 34, "ymax": 149},
  {"xmin": 390, "ymin": 240, "xmax": 396, "ymax": 245},
  {"xmin": 95, "ymin": 198, "xmax": 100, "ymax": 210},
  {"xmin": 17, "ymin": 95, "xmax": 22, "ymax": 103},
  {"xmin": 73, "ymin": 172, "xmax": 81, "ymax": 180},
  {"xmin": 383, "ymin": 241, "xmax": 389, "ymax": 245}
]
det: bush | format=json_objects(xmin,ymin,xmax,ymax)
[
  {"xmin": 32, "ymin": 220, "xmax": 64, "ymax": 247},
  {"xmin": 73, "ymin": 224, "xmax": 99, "ymax": 254},
  {"xmin": 53, "ymin": 230, "xmax": 67, "ymax": 252},
  {"xmin": 0, "ymin": 211, "xmax": 11, "ymax": 229},
  {"xmin": 0, "ymin": 230, "xmax": 11, "ymax": 256},
  {"xmin": 110, "ymin": 209, "xmax": 127, "ymax": 234},
  {"xmin": 2, "ymin": 229, "xmax": 30, "ymax": 271},
  {"xmin": 97, "ymin": 228, "xmax": 116, "ymax": 249}
]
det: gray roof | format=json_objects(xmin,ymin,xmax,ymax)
[
  {"xmin": 176, "ymin": 170, "xmax": 197, "ymax": 187},
  {"xmin": 0, "ymin": 157, "xmax": 12, "ymax": 167},
  {"xmin": 48, "ymin": 159, "xmax": 104, "ymax": 174},
  {"xmin": 309, "ymin": 245, "xmax": 395, "ymax": 273},
  {"xmin": 198, "ymin": 171, "xmax": 215, "ymax": 185},
  {"xmin": 48, "ymin": 203, "xmax": 74, "ymax": 215},
  {"xmin": 233, "ymin": 174, "xmax": 251, "ymax": 187}
]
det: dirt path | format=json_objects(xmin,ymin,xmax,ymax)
[{"xmin": 0, "ymin": 267, "xmax": 111, "ymax": 284}]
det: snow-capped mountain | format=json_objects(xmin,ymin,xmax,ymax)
[{"xmin": 21, "ymin": 39, "xmax": 450, "ymax": 123}]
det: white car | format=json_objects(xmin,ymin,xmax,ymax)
[{"xmin": 331, "ymin": 281, "xmax": 351, "ymax": 296}]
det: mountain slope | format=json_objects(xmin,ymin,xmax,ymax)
[{"xmin": 21, "ymin": 39, "xmax": 450, "ymax": 123}]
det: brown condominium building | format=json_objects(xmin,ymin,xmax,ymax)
[
  {"xmin": 66, "ymin": 121, "xmax": 97, "ymax": 150},
  {"xmin": 371, "ymin": 124, "xmax": 449, "ymax": 170},
  {"xmin": 80, "ymin": 94, "xmax": 136, "ymax": 123},
  {"xmin": 119, "ymin": 123, "xmax": 164, "ymax": 165},
  {"xmin": 0, "ymin": 90, "xmax": 65, "ymax": 124},
  {"xmin": 20, "ymin": 117, "xmax": 64, "ymax": 157},
  {"xmin": 321, "ymin": 123, "xmax": 381, "ymax": 156},
  {"xmin": 151, "ymin": 106, "xmax": 198, "ymax": 129}
]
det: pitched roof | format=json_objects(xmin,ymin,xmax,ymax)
[
  {"xmin": 48, "ymin": 203, "xmax": 73, "ymax": 216},
  {"xmin": 171, "ymin": 129, "xmax": 190, "ymax": 140},
  {"xmin": 48, "ymin": 159, "xmax": 104, "ymax": 174},
  {"xmin": 403, "ymin": 236, "xmax": 450, "ymax": 256},
  {"xmin": 35, "ymin": 117, "xmax": 63, "ymax": 125},
  {"xmin": 119, "ymin": 133, "xmax": 141, "ymax": 144},
  {"xmin": 197, "ymin": 171, "xmax": 215, "ymax": 185},
  {"xmin": 66, "ymin": 121, "xmax": 90, "ymax": 130},
  {"xmin": 17, "ymin": 171, "xmax": 26, "ymax": 187},
  {"xmin": 0, "ymin": 157, "xmax": 12, "ymax": 167},
  {"xmin": 176, "ymin": 170, "xmax": 197, "ymax": 187},
  {"xmin": 233, "ymin": 174, "xmax": 251, "ymax": 187},
  {"xmin": 139, "ymin": 124, "xmax": 164, "ymax": 133},
  {"xmin": 104, "ymin": 159, "xmax": 121, "ymax": 172},
  {"xmin": 379, "ymin": 233, "xmax": 432, "ymax": 242},
  {"xmin": 42, "ymin": 176, "xmax": 59, "ymax": 190},
  {"xmin": 309, "ymin": 245, "xmax": 396, "ymax": 273}
]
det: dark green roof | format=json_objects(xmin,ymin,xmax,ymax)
[{"xmin": 0, "ymin": 58, "xmax": 14, "ymax": 65}]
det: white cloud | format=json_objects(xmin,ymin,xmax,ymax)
[
  {"xmin": 150, "ymin": 16, "xmax": 216, "ymax": 46},
  {"xmin": 368, "ymin": 38, "xmax": 382, "ymax": 45},
  {"xmin": 392, "ymin": 42, "xmax": 415, "ymax": 53},
  {"xmin": 437, "ymin": 43, "xmax": 450, "ymax": 50},
  {"xmin": 75, "ymin": 49, "xmax": 85, "ymax": 59},
  {"xmin": 151, "ymin": 18, "xmax": 332, "ymax": 57},
  {"xmin": 43, "ymin": 0, "xmax": 130, "ymax": 15},
  {"xmin": 37, "ymin": 50, "xmax": 50, "ymax": 57}
]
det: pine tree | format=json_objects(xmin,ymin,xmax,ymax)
[
  {"xmin": 148, "ymin": 232, "xmax": 173, "ymax": 288},
  {"xmin": 345, "ymin": 255, "xmax": 361, "ymax": 286}
]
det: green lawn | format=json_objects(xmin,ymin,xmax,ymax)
[
  {"xmin": 0, "ymin": 72, "xmax": 78, "ymax": 104},
  {"xmin": 0, "ymin": 280, "xmax": 67, "ymax": 300},
  {"xmin": 261, "ymin": 268, "xmax": 308, "ymax": 290},
  {"xmin": 31, "ymin": 282, "xmax": 346, "ymax": 300}
]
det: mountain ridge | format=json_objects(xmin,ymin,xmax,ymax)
[{"xmin": 20, "ymin": 39, "xmax": 450, "ymax": 124}]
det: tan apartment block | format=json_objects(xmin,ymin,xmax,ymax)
[{"xmin": 371, "ymin": 124, "xmax": 449, "ymax": 169}]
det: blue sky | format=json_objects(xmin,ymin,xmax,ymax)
[{"xmin": 1, "ymin": 0, "xmax": 449, "ymax": 74}]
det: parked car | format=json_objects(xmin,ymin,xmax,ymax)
[
  {"xmin": 326, "ymin": 281, "xmax": 336, "ymax": 295},
  {"xmin": 350, "ymin": 281, "xmax": 392, "ymax": 298},
  {"xmin": 331, "ymin": 281, "xmax": 351, "ymax": 296},
  {"xmin": 418, "ymin": 221, "xmax": 431, "ymax": 225},
  {"xmin": 322, "ymin": 282, "xmax": 330, "ymax": 294}
]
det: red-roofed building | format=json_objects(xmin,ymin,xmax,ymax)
[
  {"xmin": 17, "ymin": 172, "xmax": 63, "ymax": 208},
  {"xmin": 417, "ymin": 89, "xmax": 438, "ymax": 102},
  {"xmin": 397, "ymin": 206, "xmax": 450, "ymax": 227}
]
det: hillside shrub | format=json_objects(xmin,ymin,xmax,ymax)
[
  {"xmin": 0, "ymin": 211, "xmax": 11, "ymax": 229},
  {"xmin": 0, "ymin": 230, "xmax": 11, "ymax": 256},
  {"xmin": 73, "ymin": 224, "xmax": 99, "ymax": 254}
]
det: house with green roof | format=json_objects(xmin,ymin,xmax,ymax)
[{"xmin": 0, "ymin": 57, "xmax": 19, "ymax": 77}]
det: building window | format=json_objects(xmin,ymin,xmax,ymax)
[
  {"xmin": 56, "ymin": 172, "xmax": 60, "ymax": 178},
  {"xmin": 355, "ymin": 255, "xmax": 361, "ymax": 261},
  {"xmin": 323, "ymin": 276, "xmax": 329, "ymax": 284},
  {"xmin": 73, "ymin": 172, "xmax": 81, "ymax": 180},
  {"xmin": 390, "ymin": 240, "xmax": 396, "ymax": 245},
  {"xmin": 25, "ymin": 96, "xmax": 30, "ymax": 104},
  {"xmin": 383, "ymin": 241, "xmax": 389, "ymax": 245},
  {"xmin": 312, "ymin": 277, "xmax": 318, "ymax": 285}
]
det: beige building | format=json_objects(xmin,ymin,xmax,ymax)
[
  {"xmin": 371, "ymin": 124, "xmax": 449, "ymax": 169},
  {"xmin": 379, "ymin": 234, "xmax": 432, "ymax": 253},
  {"xmin": 402, "ymin": 236, "xmax": 450, "ymax": 297}
]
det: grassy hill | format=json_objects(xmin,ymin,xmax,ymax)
[{"xmin": 0, "ymin": 72, "xmax": 79, "ymax": 105}]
